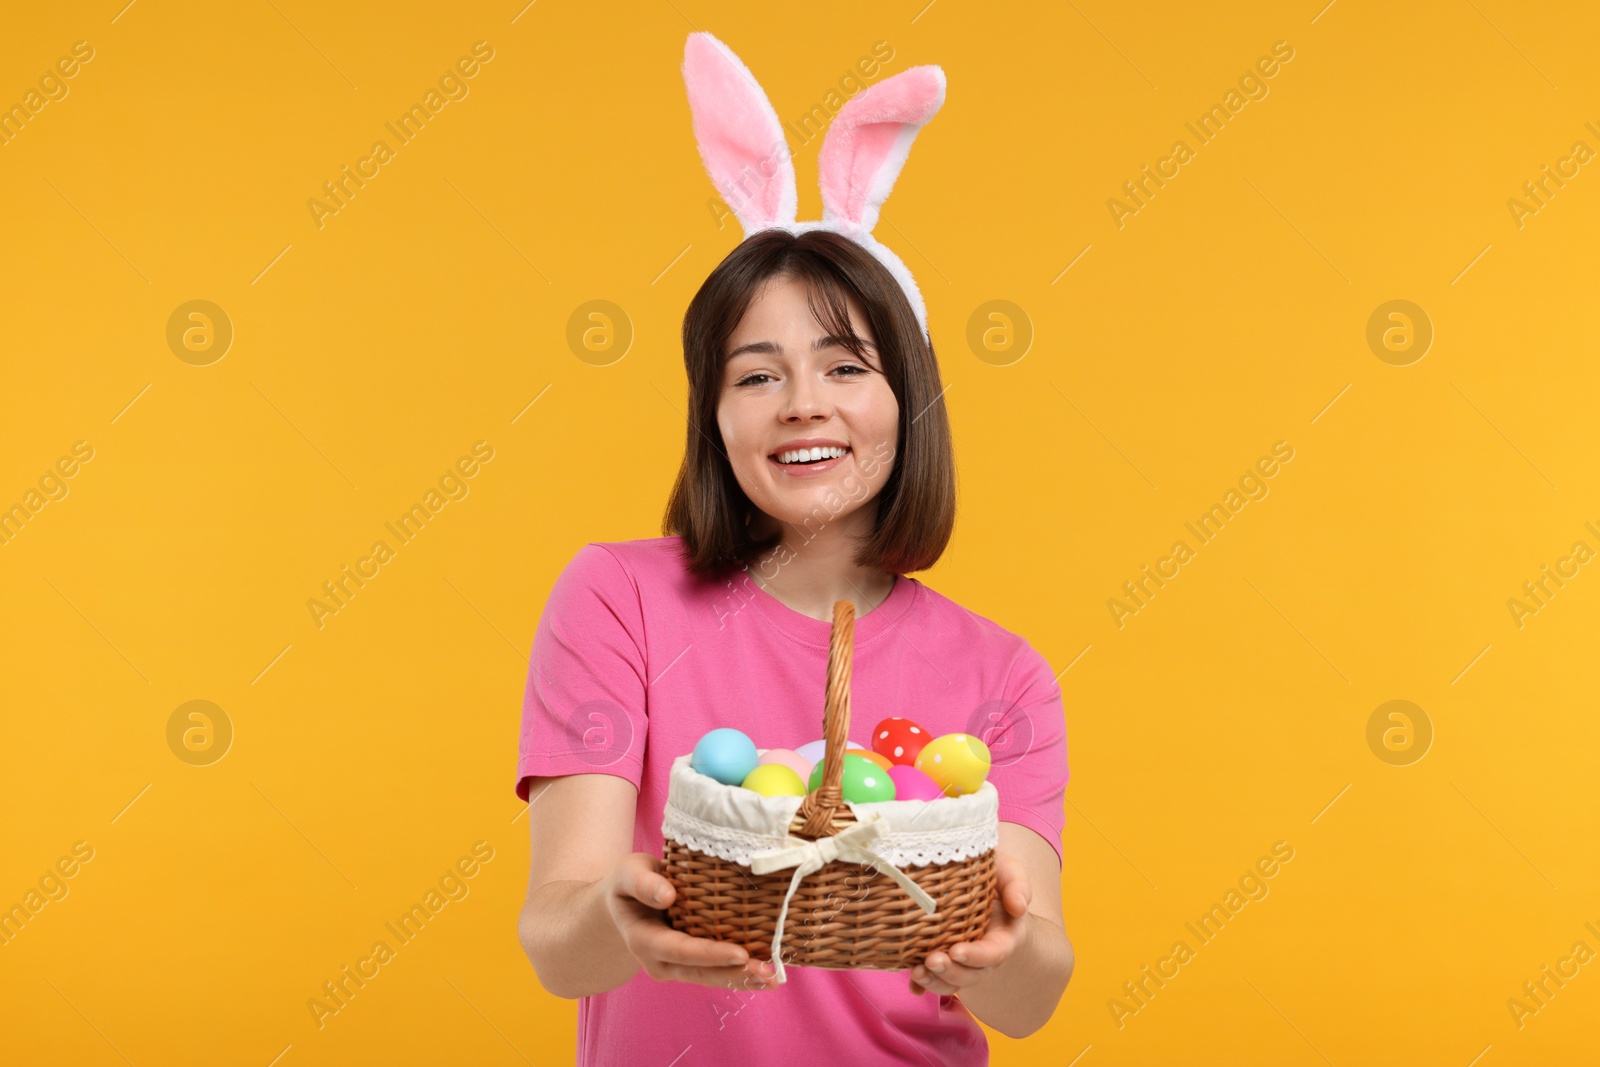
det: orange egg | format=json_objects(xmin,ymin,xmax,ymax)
[{"xmin": 855, "ymin": 750, "xmax": 894, "ymax": 772}]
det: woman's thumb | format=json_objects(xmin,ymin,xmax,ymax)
[{"xmin": 627, "ymin": 853, "xmax": 673, "ymax": 906}]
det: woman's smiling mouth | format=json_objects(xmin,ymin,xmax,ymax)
[{"xmin": 768, "ymin": 440, "xmax": 852, "ymax": 477}]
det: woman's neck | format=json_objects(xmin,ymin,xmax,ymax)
[{"xmin": 746, "ymin": 511, "xmax": 896, "ymax": 623}]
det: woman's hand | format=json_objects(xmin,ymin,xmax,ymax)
[
  {"xmin": 604, "ymin": 852, "xmax": 779, "ymax": 991},
  {"xmin": 909, "ymin": 848, "xmax": 1032, "ymax": 998}
]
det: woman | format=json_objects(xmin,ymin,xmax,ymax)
[{"xmin": 515, "ymin": 229, "xmax": 1073, "ymax": 1064}]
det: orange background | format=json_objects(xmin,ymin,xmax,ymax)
[{"xmin": 2, "ymin": 1, "xmax": 1598, "ymax": 1064}]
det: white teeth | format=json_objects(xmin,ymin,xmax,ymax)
[{"xmin": 776, "ymin": 446, "xmax": 848, "ymax": 464}]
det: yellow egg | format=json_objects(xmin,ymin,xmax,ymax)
[
  {"xmin": 914, "ymin": 733, "xmax": 991, "ymax": 796},
  {"xmin": 741, "ymin": 763, "xmax": 808, "ymax": 797}
]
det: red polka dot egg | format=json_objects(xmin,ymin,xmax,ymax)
[{"xmin": 871, "ymin": 717, "xmax": 930, "ymax": 766}]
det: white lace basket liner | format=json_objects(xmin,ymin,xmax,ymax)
[
  {"xmin": 662, "ymin": 754, "xmax": 1000, "ymax": 867},
  {"xmin": 659, "ymin": 599, "xmax": 999, "ymax": 983}
]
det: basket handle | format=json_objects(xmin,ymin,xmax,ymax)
[{"xmin": 794, "ymin": 599, "xmax": 855, "ymax": 837}]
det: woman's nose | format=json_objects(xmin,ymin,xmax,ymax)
[{"xmin": 780, "ymin": 375, "xmax": 830, "ymax": 421}]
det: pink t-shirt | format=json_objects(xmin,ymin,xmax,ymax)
[{"xmin": 515, "ymin": 536, "xmax": 1069, "ymax": 1066}]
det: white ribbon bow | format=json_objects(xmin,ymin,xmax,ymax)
[{"xmin": 746, "ymin": 812, "xmax": 937, "ymax": 984}]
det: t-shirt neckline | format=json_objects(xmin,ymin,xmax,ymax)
[{"xmin": 749, "ymin": 571, "xmax": 918, "ymax": 649}]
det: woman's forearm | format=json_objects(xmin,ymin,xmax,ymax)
[
  {"xmin": 518, "ymin": 878, "xmax": 641, "ymax": 999},
  {"xmin": 959, "ymin": 912, "xmax": 1075, "ymax": 1039}
]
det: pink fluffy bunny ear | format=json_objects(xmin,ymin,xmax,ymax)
[
  {"xmin": 682, "ymin": 32, "xmax": 798, "ymax": 235},
  {"xmin": 817, "ymin": 65, "xmax": 947, "ymax": 236}
]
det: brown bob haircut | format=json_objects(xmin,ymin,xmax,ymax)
[{"xmin": 663, "ymin": 228, "xmax": 956, "ymax": 578}]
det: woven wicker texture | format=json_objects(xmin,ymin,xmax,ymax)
[{"xmin": 663, "ymin": 598, "xmax": 997, "ymax": 973}]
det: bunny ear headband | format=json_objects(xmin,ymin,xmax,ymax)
[{"xmin": 681, "ymin": 32, "xmax": 947, "ymax": 341}]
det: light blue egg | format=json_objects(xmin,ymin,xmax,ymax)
[{"xmin": 691, "ymin": 728, "xmax": 759, "ymax": 786}]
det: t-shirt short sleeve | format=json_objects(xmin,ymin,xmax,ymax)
[
  {"xmin": 515, "ymin": 543, "xmax": 649, "ymax": 801},
  {"xmin": 989, "ymin": 645, "xmax": 1069, "ymax": 866}
]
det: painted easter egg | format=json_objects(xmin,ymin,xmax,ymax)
[
  {"xmin": 887, "ymin": 764, "xmax": 945, "ymax": 802},
  {"xmin": 756, "ymin": 748, "xmax": 812, "ymax": 781},
  {"xmin": 872, "ymin": 716, "xmax": 931, "ymax": 766},
  {"xmin": 808, "ymin": 751, "xmax": 897, "ymax": 803},
  {"xmin": 914, "ymin": 733, "xmax": 992, "ymax": 796},
  {"xmin": 793, "ymin": 737, "xmax": 864, "ymax": 769},
  {"xmin": 691, "ymin": 728, "xmax": 759, "ymax": 786},
  {"xmin": 855, "ymin": 750, "xmax": 894, "ymax": 772},
  {"xmin": 741, "ymin": 763, "xmax": 808, "ymax": 797}
]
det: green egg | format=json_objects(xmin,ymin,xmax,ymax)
[{"xmin": 808, "ymin": 751, "xmax": 897, "ymax": 803}]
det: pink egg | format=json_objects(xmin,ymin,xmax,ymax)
[
  {"xmin": 887, "ymin": 764, "xmax": 945, "ymax": 802},
  {"xmin": 756, "ymin": 748, "xmax": 812, "ymax": 781},
  {"xmin": 793, "ymin": 738, "xmax": 864, "ymax": 770}
]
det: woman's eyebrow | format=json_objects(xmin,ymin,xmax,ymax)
[{"xmin": 726, "ymin": 334, "xmax": 877, "ymax": 360}]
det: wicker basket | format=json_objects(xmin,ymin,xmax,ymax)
[{"xmin": 661, "ymin": 598, "xmax": 998, "ymax": 983}]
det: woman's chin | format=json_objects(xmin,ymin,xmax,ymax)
[{"xmin": 749, "ymin": 493, "xmax": 870, "ymax": 532}]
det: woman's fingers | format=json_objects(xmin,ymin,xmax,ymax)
[
  {"xmin": 630, "ymin": 921, "xmax": 753, "ymax": 969},
  {"xmin": 614, "ymin": 852, "xmax": 676, "ymax": 908},
  {"xmin": 615, "ymin": 902, "xmax": 774, "ymax": 986},
  {"xmin": 910, "ymin": 964, "xmax": 961, "ymax": 995},
  {"xmin": 611, "ymin": 894, "xmax": 744, "ymax": 964},
  {"xmin": 941, "ymin": 931, "xmax": 1011, "ymax": 970},
  {"xmin": 616, "ymin": 913, "xmax": 777, "ymax": 989},
  {"xmin": 913, "ymin": 953, "xmax": 995, "ymax": 991},
  {"xmin": 608, "ymin": 853, "xmax": 779, "ymax": 989},
  {"xmin": 993, "ymin": 850, "xmax": 1032, "ymax": 916},
  {"xmin": 646, "ymin": 958, "xmax": 778, "ymax": 990}
]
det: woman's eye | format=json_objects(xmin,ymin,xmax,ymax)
[{"xmin": 734, "ymin": 365, "xmax": 867, "ymax": 387}]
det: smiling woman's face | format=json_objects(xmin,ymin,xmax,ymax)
[{"xmin": 716, "ymin": 273, "xmax": 900, "ymax": 536}]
